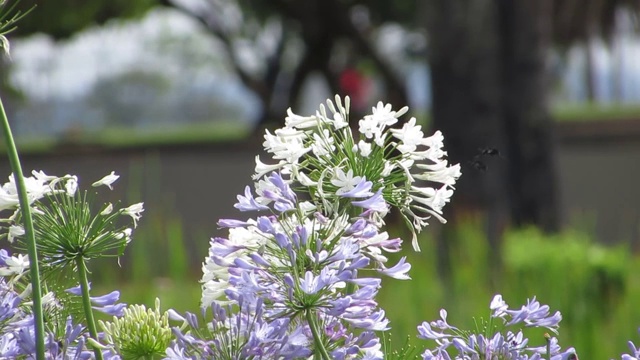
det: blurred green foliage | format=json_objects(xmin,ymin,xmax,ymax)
[{"xmin": 379, "ymin": 223, "xmax": 635, "ymax": 359}]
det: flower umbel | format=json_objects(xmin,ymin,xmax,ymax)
[
  {"xmin": 418, "ymin": 294, "xmax": 575, "ymax": 360},
  {"xmin": 169, "ymin": 296, "xmax": 310, "ymax": 359},
  {"xmin": 5, "ymin": 173, "xmax": 143, "ymax": 270},
  {"xmin": 253, "ymin": 96, "xmax": 461, "ymax": 251}
]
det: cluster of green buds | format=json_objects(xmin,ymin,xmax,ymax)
[{"xmin": 96, "ymin": 298, "xmax": 172, "ymax": 359}]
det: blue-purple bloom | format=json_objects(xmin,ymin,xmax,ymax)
[
  {"xmin": 338, "ymin": 178, "xmax": 374, "ymax": 198},
  {"xmin": 418, "ymin": 295, "xmax": 576, "ymax": 360},
  {"xmin": 620, "ymin": 328, "xmax": 640, "ymax": 360},
  {"xmin": 168, "ymin": 296, "xmax": 310, "ymax": 359},
  {"xmin": 0, "ymin": 278, "xmax": 97, "ymax": 359},
  {"xmin": 235, "ymin": 186, "xmax": 269, "ymax": 212},
  {"xmin": 352, "ymin": 189, "xmax": 389, "ymax": 213},
  {"xmin": 66, "ymin": 284, "xmax": 126, "ymax": 317},
  {"xmin": 199, "ymin": 169, "xmax": 418, "ymax": 358}
]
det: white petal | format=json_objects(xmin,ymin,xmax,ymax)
[{"xmin": 92, "ymin": 172, "xmax": 120, "ymax": 190}]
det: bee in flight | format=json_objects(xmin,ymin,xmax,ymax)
[{"xmin": 469, "ymin": 147, "xmax": 503, "ymax": 172}]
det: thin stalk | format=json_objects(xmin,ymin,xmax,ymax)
[
  {"xmin": 76, "ymin": 257, "xmax": 104, "ymax": 360},
  {"xmin": 0, "ymin": 96, "xmax": 46, "ymax": 359},
  {"xmin": 545, "ymin": 333, "xmax": 551, "ymax": 360},
  {"xmin": 305, "ymin": 309, "xmax": 331, "ymax": 360}
]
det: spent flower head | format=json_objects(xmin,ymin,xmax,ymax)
[
  {"xmin": 253, "ymin": 95, "xmax": 460, "ymax": 250},
  {"xmin": 1, "ymin": 0, "xmax": 36, "ymax": 57}
]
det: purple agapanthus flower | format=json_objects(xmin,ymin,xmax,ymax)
[
  {"xmin": 199, "ymin": 170, "xmax": 414, "ymax": 358},
  {"xmin": 352, "ymin": 189, "xmax": 389, "ymax": 213},
  {"xmin": 168, "ymin": 296, "xmax": 310, "ymax": 359},
  {"xmin": 235, "ymin": 186, "xmax": 269, "ymax": 212},
  {"xmin": 66, "ymin": 284, "xmax": 126, "ymax": 317},
  {"xmin": 0, "ymin": 278, "xmax": 100, "ymax": 359},
  {"xmin": 418, "ymin": 295, "xmax": 576, "ymax": 360}
]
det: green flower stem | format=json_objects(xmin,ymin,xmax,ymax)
[
  {"xmin": 0, "ymin": 96, "xmax": 46, "ymax": 360},
  {"xmin": 305, "ymin": 309, "xmax": 331, "ymax": 360},
  {"xmin": 76, "ymin": 257, "xmax": 104, "ymax": 360}
]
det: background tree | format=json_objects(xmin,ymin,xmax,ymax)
[
  {"xmin": 1, "ymin": 0, "xmax": 157, "ymax": 128},
  {"xmin": 5, "ymin": 0, "xmax": 638, "ymax": 239},
  {"xmin": 424, "ymin": 0, "xmax": 639, "ymax": 281},
  {"xmin": 156, "ymin": 0, "xmax": 411, "ymax": 130},
  {"xmin": 11, "ymin": 0, "xmax": 155, "ymax": 39}
]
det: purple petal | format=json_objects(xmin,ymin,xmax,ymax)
[
  {"xmin": 339, "ymin": 179, "xmax": 373, "ymax": 198},
  {"xmin": 235, "ymin": 186, "xmax": 269, "ymax": 211},
  {"xmin": 379, "ymin": 257, "xmax": 411, "ymax": 280},
  {"xmin": 90, "ymin": 291, "xmax": 120, "ymax": 306},
  {"xmin": 94, "ymin": 303, "xmax": 127, "ymax": 317},
  {"xmin": 352, "ymin": 189, "xmax": 388, "ymax": 212},
  {"xmin": 218, "ymin": 219, "xmax": 251, "ymax": 228}
]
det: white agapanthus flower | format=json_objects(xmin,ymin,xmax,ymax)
[
  {"xmin": 92, "ymin": 171, "xmax": 120, "ymax": 190},
  {"xmin": 331, "ymin": 168, "xmax": 364, "ymax": 195},
  {"xmin": 0, "ymin": 253, "xmax": 30, "ymax": 276},
  {"xmin": 121, "ymin": 203, "xmax": 144, "ymax": 228},
  {"xmin": 358, "ymin": 140, "xmax": 372, "ymax": 157},
  {"xmin": 65, "ymin": 175, "xmax": 79, "ymax": 196},
  {"xmin": 7, "ymin": 225, "xmax": 24, "ymax": 243},
  {"xmin": 0, "ymin": 170, "xmax": 75, "ymax": 214},
  {"xmin": 252, "ymin": 95, "xmax": 461, "ymax": 251}
]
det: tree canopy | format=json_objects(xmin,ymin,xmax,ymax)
[{"xmin": 12, "ymin": 0, "xmax": 155, "ymax": 39}]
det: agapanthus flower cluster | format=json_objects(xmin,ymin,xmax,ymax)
[
  {"xmin": 188, "ymin": 97, "xmax": 459, "ymax": 359},
  {"xmin": 168, "ymin": 295, "xmax": 310, "ymax": 359},
  {"xmin": 0, "ymin": 275, "xmax": 99, "ymax": 359},
  {"xmin": 194, "ymin": 171, "xmax": 411, "ymax": 359},
  {"xmin": 1, "ymin": 171, "xmax": 143, "ymax": 270},
  {"xmin": 0, "ymin": 170, "xmax": 77, "ymax": 216},
  {"xmin": 254, "ymin": 96, "xmax": 461, "ymax": 251},
  {"xmin": 1, "ymin": 170, "xmax": 142, "ymax": 359},
  {"xmin": 97, "ymin": 298, "xmax": 172, "ymax": 359},
  {"xmin": 418, "ymin": 294, "xmax": 576, "ymax": 360}
]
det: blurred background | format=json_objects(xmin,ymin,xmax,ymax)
[{"xmin": 1, "ymin": 0, "xmax": 640, "ymax": 357}]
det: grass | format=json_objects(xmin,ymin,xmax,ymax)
[
  {"xmin": 3, "ymin": 103, "xmax": 640, "ymax": 154},
  {"xmin": 0, "ymin": 120, "xmax": 251, "ymax": 154},
  {"xmin": 89, "ymin": 211, "xmax": 640, "ymax": 359},
  {"xmin": 553, "ymin": 103, "xmax": 640, "ymax": 122},
  {"xmin": 85, "ymin": 121, "xmax": 250, "ymax": 148}
]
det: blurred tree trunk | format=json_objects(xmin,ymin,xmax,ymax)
[
  {"xmin": 425, "ymin": 0, "xmax": 510, "ymax": 284},
  {"xmin": 271, "ymin": 0, "xmax": 408, "ymax": 127},
  {"xmin": 498, "ymin": 0, "xmax": 560, "ymax": 233},
  {"xmin": 425, "ymin": 0, "xmax": 560, "ymax": 280}
]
